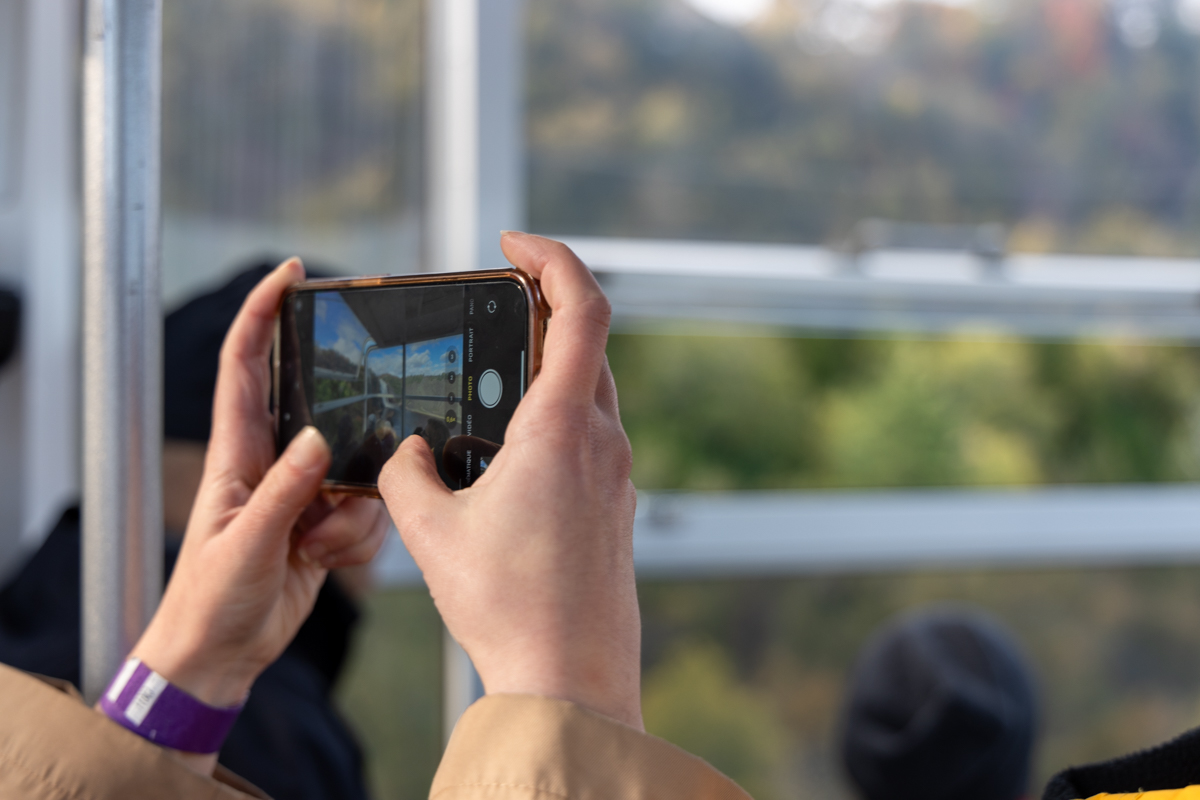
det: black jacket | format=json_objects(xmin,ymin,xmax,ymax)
[{"xmin": 1044, "ymin": 725, "xmax": 1200, "ymax": 799}]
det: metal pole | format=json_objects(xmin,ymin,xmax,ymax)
[
  {"xmin": 426, "ymin": 0, "xmax": 478, "ymax": 275},
  {"xmin": 442, "ymin": 631, "xmax": 483, "ymax": 745},
  {"xmin": 81, "ymin": 0, "xmax": 163, "ymax": 703}
]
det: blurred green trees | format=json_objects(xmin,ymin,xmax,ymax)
[{"xmin": 610, "ymin": 332, "xmax": 1200, "ymax": 491}]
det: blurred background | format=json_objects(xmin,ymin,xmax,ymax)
[{"xmin": 10, "ymin": 0, "xmax": 1200, "ymax": 797}]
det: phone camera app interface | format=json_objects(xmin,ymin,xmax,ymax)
[{"xmin": 279, "ymin": 280, "xmax": 528, "ymax": 490}]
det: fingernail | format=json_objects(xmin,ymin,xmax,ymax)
[
  {"xmin": 301, "ymin": 541, "xmax": 327, "ymax": 564},
  {"xmin": 277, "ymin": 256, "xmax": 305, "ymax": 279},
  {"xmin": 287, "ymin": 426, "xmax": 328, "ymax": 470}
]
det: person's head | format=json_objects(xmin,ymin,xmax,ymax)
[
  {"xmin": 162, "ymin": 261, "xmax": 295, "ymax": 531},
  {"xmin": 839, "ymin": 605, "xmax": 1038, "ymax": 800}
]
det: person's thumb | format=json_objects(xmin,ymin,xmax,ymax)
[
  {"xmin": 235, "ymin": 426, "xmax": 331, "ymax": 558},
  {"xmin": 379, "ymin": 434, "xmax": 454, "ymax": 556}
]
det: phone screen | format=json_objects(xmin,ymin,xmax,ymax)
[{"xmin": 277, "ymin": 279, "xmax": 529, "ymax": 490}]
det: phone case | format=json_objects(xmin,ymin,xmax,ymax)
[{"xmin": 273, "ymin": 268, "xmax": 550, "ymax": 497}]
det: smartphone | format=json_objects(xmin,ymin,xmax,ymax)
[{"xmin": 274, "ymin": 269, "xmax": 548, "ymax": 495}]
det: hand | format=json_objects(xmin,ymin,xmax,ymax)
[
  {"xmin": 128, "ymin": 259, "xmax": 390, "ymax": 759},
  {"xmin": 379, "ymin": 232, "xmax": 642, "ymax": 729}
]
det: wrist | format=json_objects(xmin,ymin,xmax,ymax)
[
  {"xmin": 98, "ymin": 656, "xmax": 246, "ymax": 761},
  {"xmin": 487, "ymin": 681, "xmax": 643, "ymax": 731},
  {"xmin": 131, "ymin": 629, "xmax": 258, "ymax": 708},
  {"xmin": 481, "ymin": 660, "xmax": 643, "ymax": 730}
]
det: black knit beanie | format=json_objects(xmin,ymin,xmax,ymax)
[
  {"xmin": 839, "ymin": 606, "xmax": 1038, "ymax": 800},
  {"xmin": 163, "ymin": 262, "xmax": 276, "ymax": 442},
  {"xmin": 163, "ymin": 259, "xmax": 332, "ymax": 442}
]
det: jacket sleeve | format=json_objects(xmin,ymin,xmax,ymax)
[
  {"xmin": 0, "ymin": 662, "xmax": 267, "ymax": 800},
  {"xmin": 432, "ymin": 694, "xmax": 753, "ymax": 800}
]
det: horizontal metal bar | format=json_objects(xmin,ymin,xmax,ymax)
[
  {"xmin": 629, "ymin": 486, "xmax": 1200, "ymax": 576},
  {"xmin": 559, "ymin": 236, "xmax": 1200, "ymax": 340},
  {"xmin": 312, "ymin": 394, "xmax": 387, "ymax": 414},
  {"xmin": 312, "ymin": 394, "xmax": 458, "ymax": 415},
  {"xmin": 314, "ymin": 367, "xmax": 359, "ymax": 381},
  {"xmin": 371, "ymin": 484, "xmax": 1200, "ymax": 586}
]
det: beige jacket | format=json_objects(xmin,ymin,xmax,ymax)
[{"xmin": 0, "ymin": 663, "xmax": 749, "ymax": 799}]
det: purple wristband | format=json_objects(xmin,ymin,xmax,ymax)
[{"xmin": 99, "ymin": 658, "xmax": 245, "ymax": 754}]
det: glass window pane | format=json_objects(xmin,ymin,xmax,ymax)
[
  {"xmin": 0, "ymin": 0, "xmax": 24, "ymax": 206},
  {"xmin": 528, "ymin": 0, "xmax": 1200, "ymax": 258},
  {"xmin": 162, "ymin": 0, "xmax": 423, "ymax": 306},
  {"xmin": 337, "ymin": 589, "xmax": 442, "ymax": 800},
  {"xmin": 639, "ymin": 569, "xmax": 1200, "ymax": 800}
]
